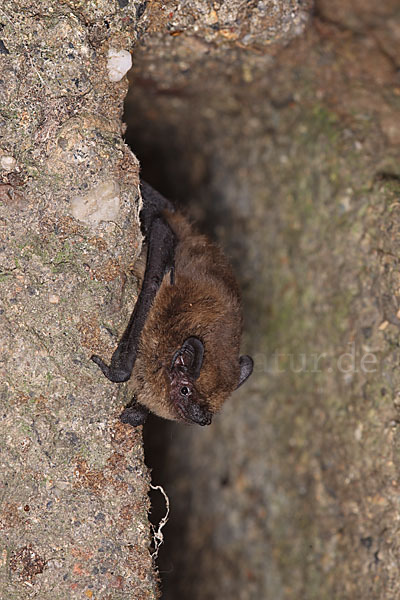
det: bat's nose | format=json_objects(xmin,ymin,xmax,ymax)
[
  {"xmin": 187, "ymin": 403, "xmax": 212, "ymax": 426},
  {"xmin": 176, "ymin": 397, "xmax": 212, "ymax": 425}
]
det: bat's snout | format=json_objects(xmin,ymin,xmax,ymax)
[{"xmin": 177, "ymin": 399, "xmax": 213, "ymax": 426}]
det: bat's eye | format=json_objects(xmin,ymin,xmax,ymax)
[{"xmin": 180, "ymin": 386, "xmax": 190, "ymax": 396}]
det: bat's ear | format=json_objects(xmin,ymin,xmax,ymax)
[
  {"xmin": 182, "ymin": 337, "xmax": 204, "ymax": 379},
  {"xmin": 171, "ymin": 337, "xmax": 204, "ymax": 380},
  {"xmin": 236, "ymin": 355, "xmax": 253, "ymax": 389}
]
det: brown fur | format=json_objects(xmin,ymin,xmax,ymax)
[{"xmin": 128, "ymin": 211, "xmax": 243, "ymax": 422}]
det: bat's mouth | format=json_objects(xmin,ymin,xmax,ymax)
[
  {"xmin": 175, "ymin": 402, "xmax": 193, "ymax": 424},
  {"xmin": 175, "ymin": 400, "xmax": 212, "ymax": 426}
]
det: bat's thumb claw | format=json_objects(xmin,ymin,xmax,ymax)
[
  {"xmin": 91, "ymin": 354, "xmax": 111, "ymax": 378},
  {"xmin": 91, "ymin": 355, "xmax": 131, "ymax": 383},
  {"xmin": 91, "ymin": 354, "xmax": 105, "ymax": 367}
]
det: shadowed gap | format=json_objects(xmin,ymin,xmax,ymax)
[
  {"xmin": 123, "ymin": 91, "xmax": 247, "ymax": 600},
  {"xmin": 124, "ymin": 113, "xmax": 213, "ymax": 600}
]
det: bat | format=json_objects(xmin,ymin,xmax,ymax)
[{"xmin": 91, "ymin": 181, "xmax": 253, "ymax": 426}]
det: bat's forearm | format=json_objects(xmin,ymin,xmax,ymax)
[{"xmin": 91, "ymin": 213, "xmax": 176, "ymax": 383}]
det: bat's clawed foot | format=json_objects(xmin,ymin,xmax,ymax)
[{"xmin": 120, "ymin": 400, "xmax": 149, "ymax": 427}]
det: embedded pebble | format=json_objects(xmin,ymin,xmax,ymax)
[
  {"xmin": 1, "ymin": 155, "xmax": 17, "ymax": 170},
  {"xmin": 71, "ymin": 180, "xmax": 120, "ymax": 225},
  {"xmin": 107, "ymin": 49, "xmax": 132, "ymax": 82}
]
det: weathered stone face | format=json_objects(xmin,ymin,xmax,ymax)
[{"xmin": 0, "ymin": 1, "xmax": 150, "ymax": 598}]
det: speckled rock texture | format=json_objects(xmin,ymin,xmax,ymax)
[
  {"xmin": 0, "ymin": 0, "xmax": 153, "ymax": 597},
  {"xmin": 123, "ymin": 0, "xmax": 400, "ymax": 598},
  {"xmin": 0, "ymin": 0, "xmax": 309, "ymax": 598}
]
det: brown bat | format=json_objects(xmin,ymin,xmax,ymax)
[{"xmin": 91, "ymin": 182, "xmax": 253, "ymax": 426}]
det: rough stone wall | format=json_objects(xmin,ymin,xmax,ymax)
[{"xmin": 0, "ymin": 1, "xmax": 155, "ymax": 598}]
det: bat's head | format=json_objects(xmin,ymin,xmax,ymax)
[
  {"xmin": 167, "ymin": 337, "xmax": 253, "ymax": 426},
  {"xmin": 168, "ymin": 337, "xmax": 213, "ymax": 426}
]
